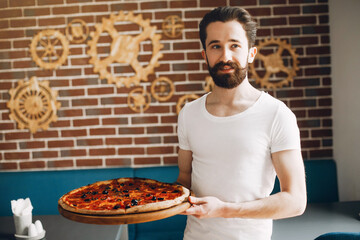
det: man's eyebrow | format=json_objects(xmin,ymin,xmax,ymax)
[{"xmin": 207, "ymin": 39, "xmax": 241, "ymax": 47}]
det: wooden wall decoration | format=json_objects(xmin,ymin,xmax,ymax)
[
  {"xmin": 249, "ymin": 37, "xmax": 299, "ymax": 89},
  {"xmin": 127, "ymin": 88, "xmax": 151, "ymax": 113},
  {"xmin": 66, "ymin": 19, "xmax": 89, "ymax": 44},
  {"xmin": 29, "ymin": 29, "xmax": 69, "ymax": 70},
  {"xmin": 87, "ymin": 11, "xmax": 164, "ymax": 88},
  {"xmin": 151, "ymin": 77, "xmax": 174, "ymax": 102},
  {"xmin": 204, "ymin": 76, "xmax": 214, "ymax": 93},
  {"xmin": 176, "ymin": 94, "xmax": 199, "ymax": 115},
  {"xmin": 162, "ymin": 15, "xmax": 184, "ymax": 38},
  {"xmin": 7, "ymin": 77, "xmax": 61, "ymax": 133}
]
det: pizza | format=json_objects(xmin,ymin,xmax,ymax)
[{"xmin": 58, "ymin": 177, "xmax": 190, "ymax": 215}]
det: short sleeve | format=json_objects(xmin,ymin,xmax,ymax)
[
  {"xmin": 177, "ymin": 106, "xmax": 191, "ymax": 151},
  {"xmin": 270, "ymin": 103, "xmax": 301, "ymax": 153}
]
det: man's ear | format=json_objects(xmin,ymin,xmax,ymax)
[
  {"xmin": 201, "ymin": 50, "xmax": 207, "ymax": 63},
  {"xmin": 247, "ymin": 47, "xmax": 257, "ymax": 63}
]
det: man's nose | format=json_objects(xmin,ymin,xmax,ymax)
[{"xmin": 220, "ymin": 48, "xmax": 232, "ymax": 62}]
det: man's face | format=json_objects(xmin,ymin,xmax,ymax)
[{"xmin": 202, "ymin": 20, "xmax": 250, "ymax": 89}]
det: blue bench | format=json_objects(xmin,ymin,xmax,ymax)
[{"xmin": 0, "ymin": 159, "xmax": 339, "ymax": 240}]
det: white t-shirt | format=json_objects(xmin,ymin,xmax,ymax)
[{"xmin": 178, "ymin": 91, "xmax": 301, "ymax": 240}]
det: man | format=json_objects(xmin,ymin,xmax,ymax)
[{"xmin": 176, "ymin": 6, "xmax": 307, "ymax": 239}]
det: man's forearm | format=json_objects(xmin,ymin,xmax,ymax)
[{"xmin": 222, "ymin": 191, "xmax": 306, "ymax": 220}]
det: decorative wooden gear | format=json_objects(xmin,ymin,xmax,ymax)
[
  {"xmin": 127, "ymin": 88, "xmax": 151, "ymax": 113},
  {"xmin": 162, "ymin": 15, "xmax": 184, "ymax": 38},
  {"xmin": 151, "ymin": 77, "xmax": 175, "ymax": 102},
  {"xmin": 87, "ymin": 11, "xmax": 164, "ymax": 88},
  {"xmin": 30, "ymin": 29, "xmax": 69, "ymax": 70},
  {"xmin": 66, "ymin": 19, "xmax": 89, "ymax": 44},
  {"xmin": 7, "ymin": 77, "xmax": 61, "ymax": 133},
  {"xmin": 249, "ymin": 38, "xmax": 299, "ymax": 89},
  {"xmin": 176, "ymin": 94, "xmax": 199, "ymax": 115}
]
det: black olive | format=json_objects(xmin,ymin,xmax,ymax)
[
  {"xmin": 125, "ymin": 205, "xmax": 130, "ymax": 209},
  {"xmin": 84, "ymin": 199, "xmax": 90, "ymax": 202},
  {"xmin": 158, "ymin": 198, "xmax": 164, "ymax": 201},
  {"xmin": 151, "ymin": 187, "xmax": 156, "ymax": 190},
  {"xmin": 105, "ymin": 186, "xmax": 111, "ymax": 190},
  {"xmin": 162, "ymin": 191, "xmax": 166, "ymax": 194},
  {"xmin": 120, "ymin": 183, "xmax": 125, "ymax": 186},
  {"xmin": 92, "ymin": 191, "xmax": 98, "ymax": 195},
  {"xmin": 129, "ymin": 183, "xmax": 134, "ymax": 186},
  {"xmin": 146, "ymin": 194, "xmax": 151, "ymax": 197},
  {"xmin": 81, "ymin": 194, "xmax": 87, "ymax": 198},
  {"xmin": 113, "ymin": 205, "xmax": 120, "ymax": 209},
  {"xmin": 172, "ymin": 190, "xmax": 180, "ymax": 193},
  {"xmin": 123, "ymin": 190, "xmax": 129, "ymax": 193},
  {"xmin": 152, "ymin": 196, "xmax": 157, "ymax": 201},
  {"xmin": 131, "ymin": 199, "xmax": 138, "ymax": 206},
  {"xmin": 135, "ymin": 187, "xmax": 140, "ymax": 190},
  {"xmin": 102, "ymin": 190, "xmax": 108, "ymax": 194},
  {"xmin": 124, "ymin": 194, "xmax": 129, "ymax": 197}
]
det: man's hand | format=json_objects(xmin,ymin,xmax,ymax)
[{"xmin": 182, "ymin": 196, "xmax": 227, "ymax": 219}]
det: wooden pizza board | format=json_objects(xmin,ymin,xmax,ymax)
[{"xmin": 58, "ymin": 201, "xmax": 191, "ymax": 225}]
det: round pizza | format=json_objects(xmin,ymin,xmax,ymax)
[{"xmin": 58, "ymin": 177, "xmax": 190, "ymax": 215}]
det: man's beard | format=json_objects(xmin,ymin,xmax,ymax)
[{"xmin": 208, "ymin": 61, "xmax": 248, "ymax": 89}]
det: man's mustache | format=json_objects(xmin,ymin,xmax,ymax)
[{"xmin": 212, "ymin": 61, "xmax": 239, "ymax": 71}]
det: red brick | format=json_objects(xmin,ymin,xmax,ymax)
[
  {"xmin": 77, "ymin": 138, "xmax": 103, "ymax": 146},
  {"xmin": 73, "ymin": 118, "xmax": 99, "ymax": 127},
  {"xmin": 0, "ymin": 30, "xmax": 24, "ymax": 39},
  {"xmin": 38, "ymin": 0, "xmax": 64, "ymax": 5},
  {"xmin": 135, "ymin": 137, "xmax": 161, "ymax": 145},
  {"xmin": 90, "ymin": 128, "xmax": 116, "ymax": 136},
  {"xmin": 76, "ymin": 159, "xmax": 103, "ymax": 167},
  {"xmin": 301, "ymin": 140, "xmax": 321, "ymax": 148},
  {"xmin": 147, "ymin": 146, "xmax": 174, "ymax": 155},
  {"xmin": 0, "ymin": 20, "xmax": 9, "ymax": 29},
  {"xmin": 161, "ymin": 115, "xmax": 178, "ymax": 124},
  {"xmin": 82, "ymin": 4, "xmax": 108, "ymax": 13},
  {"xmin": 110, "ymin": 3, "xmax": 138, "ymax": 12},
  {"xmin": 102, "ymin": 118, "xmax": 128, "ymax": 125},
  {"xmin": 0, "ymin": 142, "xmax": 17, "ymax": 150},
  {"xmin": 309, "ymin": 149, "xmax": 332, "ymax": 158},
  {"xmin": 0, "ymin": 122, "xmax": 15, "ymax": 130},
  {"xmin": 147, "ymin": 126, "xmax": 174, "ymax": 134},
  {"xmin": 308, "ymin": 108, "xmax": 331, "ymax": 118},
  {"xmin": 33, "ymin": 151, "xmax": 58, "ymax": 159},
  {"xmin": 5, "ymin": 152, "xmax": 30, "ymax": 160},
  {"xmin": 61, "ymin": 129, "xmax": 87, "ymax": 137},
  {"xmin": 0, "ymin": 162, "xmax": 18, "ymax": 170},
  {"xmin": 247, "ymin": 8, "xmax": 271, "ymax": 16},
  {"xmin": 164, "ymin": 136, "xmax": 178, "ymax": 144},
  {"xmin": 170, "ymin": 0, "xmax": 197, "ymax": 8},
  {"xmin": 118, "ymin": 127, "xmax": 145, "ymax": 135},
  {"xmin": 5, "ymin": 132, "xmax": 31, "ymax": 141},
  {"xmin": 33, "ymin": 131, "xmax": 59, "ymax": 139},
  {"xmin": 53, "ymin": 6, "xmax": 80, "ymax": 15},
  {"xmin": 58, "ymin": 109, "xmax": 83, "ymax": 117},
  {"xmin": 106, "ymin": 158, "xmax": 132, "ymax": 167},
  {"xmin": 141, "ymin": 1, "xmax": 167, "ymax": 9},
  {"xmin": 20, "ymin": 161, "xmax": 45, "ymax": 170},
  {"xmin": 48, "ymin": 140, "xmax": 74, "ymax": 148},
  {"xmin": 118, "ymin": 147, "xmax": 144, "ymax": 155},
  {"xmin": 56, "ymin": 68, "xmax": 81, "ymax": 77},
  {"xmin": 200, "ymin": 0, "xmax": 226, "ymax": 7},
  {"xmin": 0, "ymin": 9, "xmax": 22, "ymax": 19},
  {"xmin": 0, "ymin": 41, "xmax": 11, "ymax": 49},
  {"xmin": 39, "ymin": 17, "xmax": 65, "ymax": 26},
  {"xmin": 260, "ymin": 17, "xmax": 287, "ymax": 27},
  {"xmin": 72, "ymin": 98, "xmax": 98, "ymax": 107},
  {"xmin": 289, "ymin": 16, "xmax": 316, "ymax": 25},
  {"xmin": 10, "ymin": 19, "xmax": 36, "ymax": 28},
  {"xmin": 134, "ymin": 157, "xmax": 161, "ymax": 165},
  {"xmin": 131, "ymin": 116, "xmax": 158, "ymax": 125},
  {"xmin": 86, "ymin": 108, "xmax": 112, "ymax": 116},
  {"xmin": 48, "ymin": 160, "xmax": 74, "ymax": 168},
  {"xmin": 24, "ymin": 7, "xmax": 50, "ymax": 17},
  {"xmin": 274, "ymin": 6, "xmax": 300, "ymax": 15},
  {"xmin": 90, "ymin": 148, "xmax": 116, "ymax": 156},
  {"xmin": 59, "ymin": 89, "xmax": 85, "ymax": 97},
  {"xmin": 19, "ymin": 141, "xmax": 45, "ymax": 149},
  {"xmin": 105, "ymin": 137, "xmax": 132, "ymax": 145},
  {"xmin": 61, "ymin": 149, "xmax": 86, "ymax": 157},
  {"xmin": 306, "ymin": 46, "xmax": 330, "ymax": 55},
  {"xmin": 164, "ymin": 156, "xmax": 178, "ymax": 164}
]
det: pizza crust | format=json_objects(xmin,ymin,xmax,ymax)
[{"xmin": 58, "ymin": 178, "xmax": 190, "ymax": 216}]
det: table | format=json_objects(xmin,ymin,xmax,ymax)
[
  {"xmin": 272, "ymin": 201, "xmax": 360, "ymax": 240},
  {"xmin": 0, "ymin": 201, "xmax": 359, "ymax": 240}
]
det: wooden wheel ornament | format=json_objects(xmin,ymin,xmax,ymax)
[
  {"xmin": 151, "ymin": 77, "xmax": 174, "ymax": 101},
  {"xmin": 204, "ymin": 76, "xmax": 214, "ymax": 93},
  {"xmin": 7, "ymin": 77, "xmax": 61, "ymax": 133},
  {"xmin": 127, "ymin": 88, "xmax": 151, "ymax": 113},
  {"xmin": 30, "ymin": 29, "xmax": 69, "ymax": 70},
  {"xmin": 176, "ymin": 94, "xmax": 199, "ymax": 115},
  {"xmin": 87, "ymin": 11, "xmax": 164, "ymax": 88},
  {"xmin": 162, "ymin": 15, "xmax": 184, "ymax": 38},
  {"xmin": 66, "ymin": 19, "xmax": 89, "ymax": 44},
  {"xmin": 249, "ymin": 38, "xmax": 299, "ymax": 89}
]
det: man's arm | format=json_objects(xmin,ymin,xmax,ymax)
[
  {"xmin": 176, "ymin": 149, "xmax": 193, "ymax": 189},
  {"xmin": 183, "ymin": 149, "xmax": 307, "ymax": 219}
]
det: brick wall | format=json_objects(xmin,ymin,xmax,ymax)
[{"xmin": 0, "ymin": 0, "xmax": 332, "ymax": 171}]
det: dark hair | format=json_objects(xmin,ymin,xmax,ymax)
[{"xmin": 199, "ymin": 6, "xmax": 257, "ymax": 50}]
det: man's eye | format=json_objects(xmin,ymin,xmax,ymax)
[
  {"xmin": 231, "ymin": 44, "xmax": 240, "ymax": 48},
  {"xmin": 211, "ymin": 45, "xmax": 220, "ymax": 49}
]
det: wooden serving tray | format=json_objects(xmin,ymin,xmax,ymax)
[{"xmin": 58, "ymin": 201, "xmax": 191, "ymax": 225}]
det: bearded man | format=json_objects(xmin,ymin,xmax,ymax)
[{"xmin": 176, "ymin": 6, "xmax": 307, "ymax": 240}]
